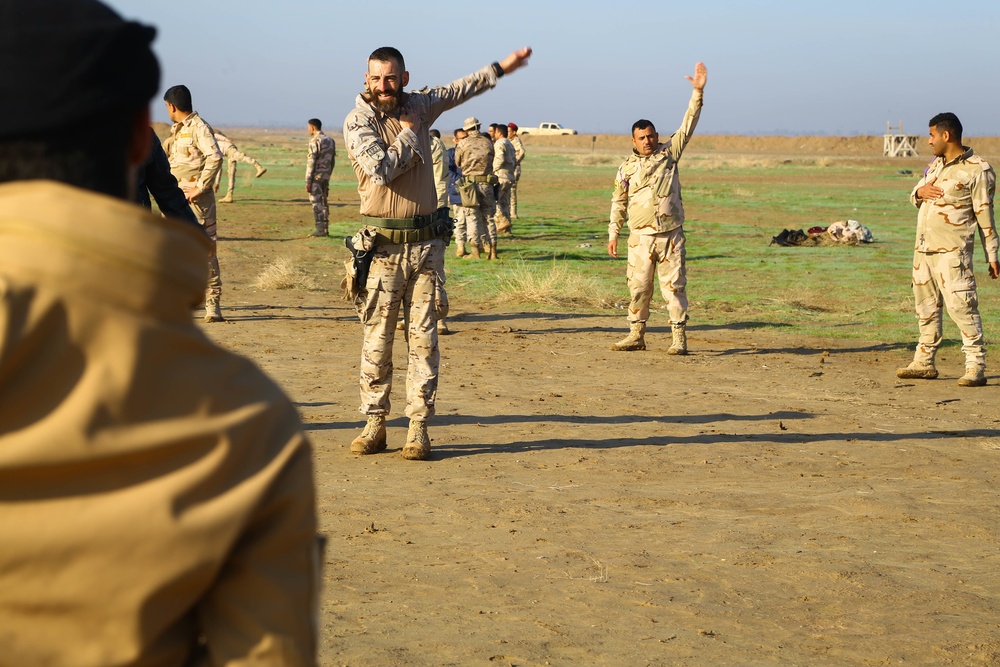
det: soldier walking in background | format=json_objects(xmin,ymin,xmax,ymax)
[
  {"xmin": 344, "ymin": 45, "xmax": 531, "ymax": 460},
  {"xmin": 455, "ymin": 116, "xmax": 498, "ymax": 259},
  {"xmin": 490, "ymin": 122, "xmax": 516, "ymax": 235},
  {"xmin": 163, "ymin": 84, "xmax": 226, "ymax": 322},
  {"xmin": 508, "ymin": 122, "xmax": 525, "ymax": 218},
  {"xmin": 608, "ymin": 62, "xmax": 707, "ymax": 354},
  {"xmin": 306, "ymin": 118, "xmax": 335, "ymax": 237},
  {"xmin": 896, "ymin": 112, "xmax": 998, "ymax": 387},
  {"xmin": 212, "ymin": 129, "xmax": 266, "ymax": 203}
]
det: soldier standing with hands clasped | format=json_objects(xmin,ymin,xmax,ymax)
[
  {"xmin": 344, "ymin": 45, "xmax": 532, "ymax": 460},
  {"xmin": 896, "ymin": 112, "xmax": 998, "ymax": 387},
  {"xmin": 608, "ymin": 62, "xmax": 706, "ymax": 355},
  {"xmin": 306, "ymin": 118, "xmax": 335, "ymax": 237}
]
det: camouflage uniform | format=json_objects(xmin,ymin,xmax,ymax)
[
  {"xmin": 306, "ymin": 130, "xmax": 336, "ymax": 235},
  {"xmin": 431, "ymin": 135, "xmax": 449, "ymax": 209},
  {"xmin": 212, "ymin": 130, "xmax": 265, "ymax": 201},
  {"xmin": 610, "ymin": 89, "xmax": 703, "ymax": 327},
  {"xmin": 492, "ymin": 135, "xmax": 516, "ymax": 233},
  {"xmin": 454, "ymin": 131, "xmax": 496, "ymax": 249},
  {"xmin": 906, "ymin": 147, "xmax": 997, "ymax": 371},
  {"xmin": 509, "ymin": 132, "xmax": 525, "ymax": 218},
  {"xmin": 164, "ymin": 111, "xmax": 224, "ymax": 308},
  {"xmin": 344, "ymin": 63, "xmax": 500, "ymax": 423}
]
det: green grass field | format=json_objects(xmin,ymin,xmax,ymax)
[{"xmin": 213, "ymin": 130, "xmax": 1000, "ymax": 348}]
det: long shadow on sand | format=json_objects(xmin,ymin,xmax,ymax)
[
  {"xmin": 427, "ymin": 426, "xmax": 1000, "ymax": 459},
  {"xmin": 305, "ymin": 409, "xmax": 814, "ymax": 433}
]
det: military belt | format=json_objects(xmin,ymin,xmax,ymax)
[
  {"xmin": 363, "ymin": 208, "xmax": 454, "ymax": 246},
  {"xmin": 466, "ymin": 174, "xmax": 494, "ymax": 184}
]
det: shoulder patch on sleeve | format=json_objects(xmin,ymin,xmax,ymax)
[{"xmin": 365, "ymin": 143, "xmax": 386, "ymax": 162}]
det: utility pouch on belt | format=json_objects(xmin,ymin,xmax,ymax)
[
  {"xmin": 456, "ymin": 177, "xmax": 480, "ymax": 207},
  {"xmin": 340, "ymin": 228, "xmax": 376, "ymax": 302}
]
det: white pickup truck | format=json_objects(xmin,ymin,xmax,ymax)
[{"xmin": 517, "ymin": 122, "xmax": 578, "ymax": 136}]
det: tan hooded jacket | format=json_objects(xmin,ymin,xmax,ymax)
[{"xmin": 0, "ymin": 181, "xmax": 318, "ymax": 666}]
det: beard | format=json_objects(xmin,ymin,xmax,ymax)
[{"xmin": 368, "ymin": 86, "xmax": 403, "ymax": 114}]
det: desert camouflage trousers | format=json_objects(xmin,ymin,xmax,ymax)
[
  {"xmin": 911, "ymin": 249, "xmax": 985, "ymax": 367},
  {"xmin": 451, "ymin": 206, "xmax": 473, "ymax": 245},
  {"xmin": 216, "ymin": 145, "xmax": 262, "ymax": 197},
  {"xmin": 356, "ymin": 238, "xmax": 448, "ymax": 420},
  {"xmin": 494, "ymin": 179, "xmax": 512, "ymax": 231},
  {"xmin": 188, "ymin": 188, "xmax": 222, "ymax": 299},
  {"xmin": 625, "ymin": 228, "xmax": 687, "ymax": 324},
  {"xmin": 511, "ymin": 164, "xmax": 521, "ymax": 218},
  {"xmin": 455, "ymin": 182, "xmax": 496, "ymax": 247},
  {"xmin": 309, "ymin": 178, "xmax": 330, "ymax": 232}
]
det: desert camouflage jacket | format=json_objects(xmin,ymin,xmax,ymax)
[
  {"xmin": 454, "ymin": 132, "xmax": 494, "ymax": 178},
  {"xmin": 609, "ymin": 89, "xmax": 703, "ymax": 239},
  {"xmin": 510, "ymin": 134, "xmax": 525, "ymax": 165},
  {"xmin": 492, "ymin": 137, "xmax": 516, "ymax": 182},
  {"xmin": 164, "ymin": 111, "xmax": 223, "ymax": 192},
  {"xmin": 343, "ymin": 64, "xmax": 499, "ymax": 218},
  {"xmin": 431, "ymin": 136, "xmax": 448, "ymax": 208},
  {"xmin": 212, "ymin": 130, "xmax": 237, "ymax": 156},
  {"xmin": 306, "ymin": 131, "xmax": 336, "ymax": 183},
  {"xmin": 910, "ymin": 147, "xmax": 998, "ymax": 262}
]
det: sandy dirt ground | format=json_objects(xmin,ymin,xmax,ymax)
[{"xmin": 197, "ymin": 133, "xmax": 1000, "ymax": 666}]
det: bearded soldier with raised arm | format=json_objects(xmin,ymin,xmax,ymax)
[{"xmin": 343, "ymin": 45, "xmax": 532, "ymax": 460}]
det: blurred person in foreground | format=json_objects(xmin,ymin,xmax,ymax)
[
  {"xmin": 608, "ymin": 62, "xmax": 707, "ymax": 355},
  {"xmin": 0, "ymin": 1, "xmax": 320, "ymax": 664},
  {"xmin": 896, "ymin": 112, "xmax": 998, "ymax": 387}
]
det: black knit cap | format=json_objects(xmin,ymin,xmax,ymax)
[{"xmin": 0, "ymin": 0, "xmax": 160, "ymax": 139}]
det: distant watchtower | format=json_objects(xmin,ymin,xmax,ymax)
[{"xmin": 883, "ymin": 121, "xmax": 919, "ymax": 157}]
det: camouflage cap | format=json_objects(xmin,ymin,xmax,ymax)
[
  {"xmin": 462, "ymin": 117, "xmax": 481, "ymax": 132},
  {"xmin": 0, "ymin": 0, "xmax": 160, "ymax": 138}
]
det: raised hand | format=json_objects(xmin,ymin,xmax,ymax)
[
  {"xmin": 499, "ymin": 47, "xmax": 533, "ymax": 75},
  {"xmin": 685, "ymin": 62, "xmax": 707, "ymax": 91}
]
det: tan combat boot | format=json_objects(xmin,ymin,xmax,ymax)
[
  {"xmin": 610, "ymin": 322, "xmax": 646, "ymax": 351},
  {"xmin": 496, "ymin": 219, "xmax": 512, "ymax": 235},
  {"xmin": 468, "ymin": 243, "xmax": 481, "ymax": 259},
  {"xmin": 254, "ymin": 163, "xmax": 267, "ymax": 178},
  {"xmin": 896, "ymin": 361, "xmax": 938, "ymax": 379},
  {"xmin": 488, "ymin": 243, "xmax": 498, "ymax": 260},
  {"xmin": 667, "ymin": 322, "xmax": 688, "ymax": 356},
  {"xmin": 455, "ymin": 241, "xmax": 466, "ymax": 258},
  {"xmin": 482, "ymin": 241, "xmax": 494, "ymax": 260},
  {"xmin": 401, "ymin": 420, "xmax": 431, "ymax": 460},
  {"xmin": 219, "ymin": 193, "xmax": 234, "ymax": 204},
  {"xmin": 203, "ymin": 294, "xmax": 224, "ymax": 323},
  {"xmin": 437, "ymin": 319, "xmax": 450, "ymax": 335},
  {"xmin": 957, "ymin": 365, "xmax": 987, "ymax": 387},
  {"xmin": 351, "ymin": 415, "xmax": 387, "ymax": 454}
]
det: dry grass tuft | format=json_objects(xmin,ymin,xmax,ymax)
[
  {"xmin": 689, "ymin": 156, "xmax": 784, "ymax": 170},
  {"xmin": 493, "ymin": 260, "xmax": 616, "ymax": 309},
  {"xmin": 733, "ymin": 187, "xmax": 756, "ymax": 198},
  {"xmin": 573, "ymin": 153, "xmax": 624, "ymax": 166},
  {"xmin": 253, "ymin": 256, "xmax": 320, "ymax": 290}
]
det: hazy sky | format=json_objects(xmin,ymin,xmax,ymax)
[{"xmin": 107, "ymin": 0, "xmax": 1000, "ymax": 136}]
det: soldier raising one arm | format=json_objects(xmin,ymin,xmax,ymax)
[
  {"xmin": 343, "ymin": 45, "xmax": 531, "ymax": 461},
  {"xmin": 608, "ymin": 62, "xmax": 706, "ymax": 355}
]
